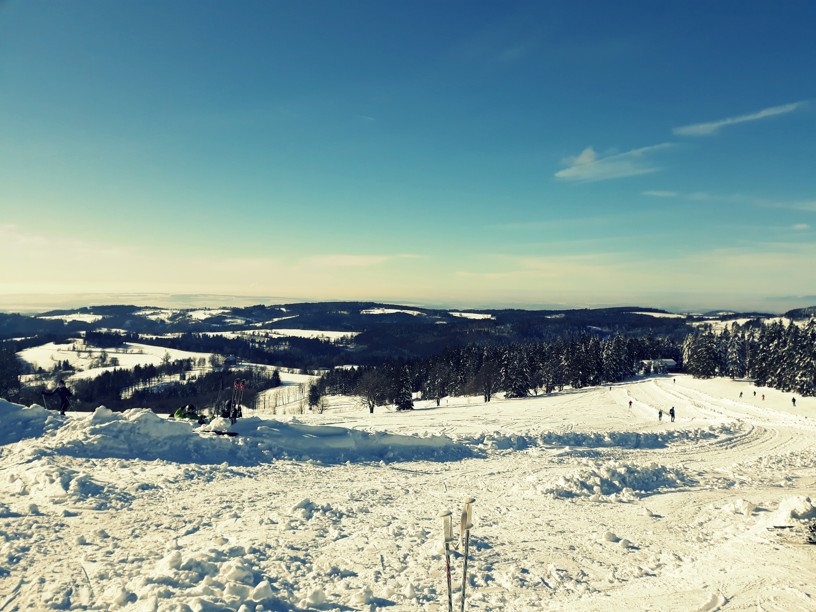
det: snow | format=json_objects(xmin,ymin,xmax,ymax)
[
  {"xmin": 206, "ymin": 328, "xmax": 359, "ymax": 341},
  {"xmin": 631, "ymin": 311, "xmax": 685, "ymax": 319},
  {"xmin": 186, "ymin": 308, "xmax": 230, "ymax": 320},
  {"xmin": 132, "ymin": 308, "xmax": 180, "ymax": 323},
  {"xmin": 266, "ymin": 328, "xmax": 359, "ymax": 340},
  {"xmin": 17, "ymin": 341, "xmax": 213, "ymax": 379},
  {"xmin": 361, "ymin": 307, "xmax": 425, "ymax": 316},
  {"xmin": 37, "ymin": 313, "xmax": 105, "ymax": 324},
  {"xmin": 449, "ymin": 312, "xmax": 495, "ymax": 320},
  {"xmin": 1, "ymin": 375, "xmax": 815, "ymax": 610}
]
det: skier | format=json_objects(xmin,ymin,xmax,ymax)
[
  {"xmin": 658, "ymin": 409, "xmax": 663, "ymax": 421},
  {"xmin": 628, "ymin": 400, "xmax": 633, "ymax": 409},
  {"xmin": 739, "ymin": 391, "xmax": 743, "ymax": 398},
  {"xmin": 762, "ymin": 394, "xmax": 765, "ymax": 401},
  {"xmin": 792, "ymin": 397, "xmax": 797, "ymax": 407},
  {"xmin": 230, "ymin": 400, "xmax": 242, "ymax": 424},
  {"xmin": 43, "ymin": 380, "xmax": 72, "ymax": 416},
  {"xmin": 669, "ymin": 406, "xmax": 675, "ymax": 422}
]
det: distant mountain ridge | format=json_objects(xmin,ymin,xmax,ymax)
[{"xmin": 0, "ymin": 300, "xmax": 791, "ymax": 340}]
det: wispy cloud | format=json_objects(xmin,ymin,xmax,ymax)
[
  {"xmin": 641, "ymin": 190, "xmax": 679, "ymax": 198},
  {"xmin": 782, "ymin": 201, "xmax": 816, "ymax": 212},
  {"xmin": 494, "ymin": 39, "xmax": 538, "ymax": 64},
  {"xmin": 555, "ymin": 144, "xmax": 673, "ymax": 182},
  {"xmin": 642, "ymin": 191, "xmax": 816, "ymax": 212},
  {"xmin": 303, "ymin": 254, "xmax": 421, "ymax": 268},
  {"xmin": 792, "ymin": 224, "xmax": 811, "ymax": 230},
  {"xmin": 673, "ymin": 101, "xmax": 806, "ymax": 136}
]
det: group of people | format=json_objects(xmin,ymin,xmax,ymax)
[
  {"xmin": 658, "ymin": 407, "xmax": 676, "ymax": 422},
  {"xmin": 628, "ymin": 398, "xmax": 676, "ymax": 423},
  {"xmin": 40, "ymin": 379, "xmax": 245, "ymax": 424},
  {"xmin": 739, "ymin": 390, "xmax": 797, "ymax": 406},
  {"xmin": 171, "ymin": 399, "xmax": 243, "ymax": 425},
  {"xmin": 220, "ymin": 399, "xmax": 242, "ymax": 424}
]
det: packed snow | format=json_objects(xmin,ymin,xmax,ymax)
[{"xmin": 1, "ymin": 375, "xmax": 815, "ymax": 610}]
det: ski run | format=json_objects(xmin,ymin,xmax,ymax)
[{"xmin": 1, "ymin": 374, "xmax": 815, "ymax": 611}]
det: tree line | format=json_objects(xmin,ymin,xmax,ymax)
[
  {"xmin": 683, "ymin": 319, "xmax": 816, "ymax": 396},
  {"xmin": 69, "ymin": 360, "xmax": 282, "ymax": 413},
  {"xmin": 313, "ymin": 333, "xmax": 680, "ymax": 411}
]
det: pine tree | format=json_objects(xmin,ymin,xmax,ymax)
[
  {"xmin": 502, "ymin": 347, "xmax": 531, "ymax": 398},
  {"xmin": 724, "ymin": 328, "xmax": 748, "ymax": 379},
  {"xmin": 0, "ymin": 345, "xmax": 21, "ymax": 400},
  {"xmin": 394, "ymin": 366, "xmax": 414, "ymax": 411}
]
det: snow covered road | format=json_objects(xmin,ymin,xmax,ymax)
[{"xmin": 1, "ymin": 375, "xmax": 815, "ymax": 610}]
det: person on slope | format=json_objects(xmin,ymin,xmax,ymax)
[
  {"xmin": 658, "ymin": 409, "xmax": 663, "ymax": 421},
  {"xmin": 43, "ymin": 379, "xmax": 73, "ymax": 416},
  {"xmin": 669, "ymin": 406, "xmax": 675, "ymax": 422},
  {"xmin": 792, "ymin": 397, "xmax": 797, "ymax": 407},
  {"xmin": 172, "ymin": 404, "xmax": 207, "ymax": 424},
  {"xmin": 230, "ymin": 400, "xmax": 242, "ymax": 424}
]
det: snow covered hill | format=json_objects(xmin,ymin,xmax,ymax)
[{"xmin": 1, "ymin": 375, "xmax": 815, "ymax": 610}]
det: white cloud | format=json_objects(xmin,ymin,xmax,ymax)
[
  {"xmin": 673, "ymin": 101, "xmax": 806, "ymax": 136},
  {"xmin": 642, "ymin": 190, "xmax": 679, "ymax": 198},
  {"xmin": 792, "ymin": 223, "xmax": 811, "ymax": 230},
  {"xmin": 555, "ymin": 144, "xmax": 673, "ymax": 182},
  {"xmin": 785, "ymin": 201, "xmax": 816, "ymax": 212},
  {"xmin": 302, "ymin": 254, "xmax": 422, "ymax": 268}
]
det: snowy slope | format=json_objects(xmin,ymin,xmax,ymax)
[{"xmin": 1, "ymin": 375, "xmax": 815, "ymax": 610}]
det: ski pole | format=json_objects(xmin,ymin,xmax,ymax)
[
  {"xmin": 460, "ymin": 498, "xmax": 475, "ymax": 612},
  {"xmin": 440, "ymin": 511, "xmax": 454, "ymax": 612},
  {"xmin": 42, "ymin": 393, "xmax": 49, "ymax": 410}
]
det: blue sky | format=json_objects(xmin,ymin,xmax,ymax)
[{"xmin": 1, "ymin": 1, "xmax": 814, "ymax": 312}]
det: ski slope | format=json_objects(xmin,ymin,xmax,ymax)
[{"xmin": 1, "ymin": 375, "xmax": 815, "ymax": 610}]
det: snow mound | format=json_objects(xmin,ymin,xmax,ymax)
[
  {"xmin": 540, "ymin": 461, "xmax": 692, "ymax": 501},
  {"xmin": 4, "ymin": 459, "xmax": 134, "ymax": 510},
  {"xmin": 117, "ymin": 545, "xmax": 292, "ymax": 610},
  {"xmin": 767, "ymin": 496, "xmax": 816, "ymax": 526},
  {"xmin": 8, "ymin": 406, "xmax": 470, "ymax": 465},
  {"xmin": 222, "ymin": 416, "xmax": 471, "ymax": 463},
  {"xmin": 722, "ymin": 498, "xmax": 758, "ymax": 516},
  {"xmin": 0, "ymin": 399, "xmax": 63, "ymax": 445},
  {"xmin": 55, "ymin": 407, "xmax": 238, "ymax": 463},
  {"xmin": 466, "ymin": 424, "xmax": 736, "ymax": 452}
]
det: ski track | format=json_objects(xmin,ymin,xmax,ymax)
[{"xmin": 1, "ymin": 375, "xmax": 816, "ymax": 610}]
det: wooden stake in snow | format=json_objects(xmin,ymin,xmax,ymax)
[
  {"xmin": 440, "ymin": 510, "xmax": 454, "ymax": 612},
  {"xmin": 460, "ymin": 498, "xmax": 475, "ymax": 612}
]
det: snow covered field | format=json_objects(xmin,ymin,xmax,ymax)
[
  {"xmin": 1, "ymin": 375, "xmax": 815, "ymax": 610},
  {"xmin": 17, "ymin": 342, "xmax": 213, "ymax": 380}
]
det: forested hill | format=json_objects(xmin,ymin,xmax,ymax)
[
  {"xmin": 0, "ymin": 301, "xmax": 789, "ymax": 366},
  {"xmin": 5, "ymin": 301, "xmax": 702, "ymax": 340}
]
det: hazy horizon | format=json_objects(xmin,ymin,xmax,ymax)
[{"xmin": 1, "ymin": 291, "xmax": 813, "ymax": 317}]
